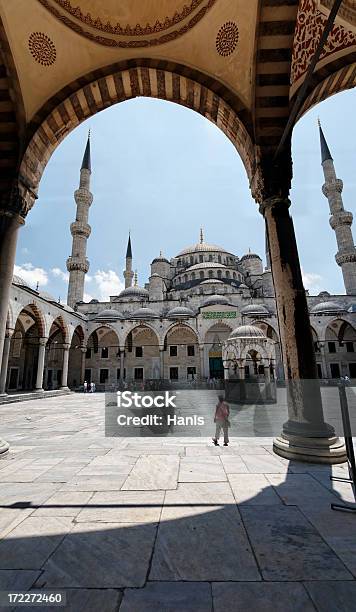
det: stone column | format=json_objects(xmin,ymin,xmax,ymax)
[
  {"xmin": 159, "ymin": 347, "xmax": 164, "ymax": 380},
  {"xmin": 35, "ymin": 338, "xmax": 47, "ymax": 391},
  {"xmin": 80, "ymin": 346, "xmax": 86, "ymax": 384},
  {"xmin": 0, "ymin": 330, "xmax": 13, "ymax": 394},
  {"xmin": 261, "ymin": 196, "xmax": 346, "ymax": 463},
  {"xmin": 61, "ymin": 343, "xmax": 70, "ymax": 389},
  {"xmin": 199, "ymin": 345, "xmax": 204, "ymax": 380},
  {"xmin": 120, "ymin": 350, "xmax": 125, "ymax": 381}
]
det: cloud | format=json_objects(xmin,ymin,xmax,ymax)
[
  {"xmin": 90, "ymin": 270, "xmax": 125, "ymax": 301},
  {"xmin": 51, "ymin": 267, "xmax": 69, "ymax": 282},
  {"xmin": 14, "ymin": 263, "xmax": 48, "ymax": 288},
  {"xmin": 302, "ymin": 269, "xmax": 324, "ymax": 294}
]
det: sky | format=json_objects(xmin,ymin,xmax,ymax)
[{"xmin": 15, "ymin": 89, "xmax": 356, "ymax": 302}]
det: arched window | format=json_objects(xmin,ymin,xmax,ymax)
[
  {"xmin": 199, "ymin": 254, "xmax": 203, "ymax": 263},
  {"xmin": 191, "ymin": 272, "xmax": 195, "ymax": 280},
  {"xmin": 208, "ymin": 270, "xmax": 213, "ymax": 278},
  {"xmin": 226, "ymin": 271, "xmax": 230, "ymax": 279},
  {"xmin": 190, "ymin": 256, "xmax": 193, "ymax": 265},
  {"xmin": 218, "ymin": 255, "xmax": 221, "ymax": 263},
  {"xmin": 233, "ymin": 272, "xmax": 237, "ymax": 279},
  {"xmin": 184, "ymin": 274, "xmax": 188, "ymax": 283},
  {"xmin": 12, "ymin": 331, "xmax": 23, "ymax": 358},
  {"xmin": 200, "ymin": 271, "xmax": 204, "ymax": 280},
  {"xmin": 217, "ymin": 270, "xmax": 222, "ymax": 279}
]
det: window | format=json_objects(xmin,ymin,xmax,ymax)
[
  {"xmin": 170, "ymin": 367, "xmax": 179, "ymax": 380},
  {"xmin": 226, "ymin": 271, "xmax": 230, "ymax": 279},
  {"xmin": 217, "ymin": 270, "xmax": 222, "ymax": 279},
  {"xmin": 209, "ymin": 254, "xmax": 212, "ymax": 261},
  {"xmin": 199, "ymin": 254, "xmax": 203, "ymax": 263},
  {"xmin": 86, "ymin": 347, "xmax": 92, "ymax": 359},
  {"xmin": 317, "ymin": 364, "xmax": 323, "ymax": 379},
  {"xmin": 190, "ymin": 256, "xmax": 193, "ymax": 265},
  {"xmin": 116, "ymin": 368, "xmax": 121, "ymax": 380},
  {"xmin": 330, "ymin": 363, "xmax": 340, "ymax": 378},
  {"xmin": 184, "ymin": 275, "xmax": 188, "ymax": 283},
  {"xmin": 170, "ymin": 345, "xmax": 178, "ymax": 357},
  {"xmin": 346, "ymin": 342, "xmax": 354, "ymax": 353},
  {"xmin": 187, "ymin": 367, "xmax": 196, "ymax": 380},
  {"xmin": 101, "ymin": 347, "xmax": 109, "ymax": 358},
  {"xmin": 314, "ymin": 342, "xmax": 320, "ymax": 353},
  {"xmin": 191, "ymin": 272, "xmax": 195, "ymax": 281},
  {"xmin": 328, "ymin": 342, "xmax": 336, "ymax": 353},
  {"xmin": 100, "ymin": 369, "xmax": 109, "ymax": 383},
  {"xmin": 135, "ymin": 346, "xmax": 143, "ymax": 358},
  {"xmin": 187, "ymin": 345, "xmax": 195, "ymax": 357},
  {"xmin": 218, "ymin": 255, "xmax": 221, "ymax": 263},
  {"xmin": 134, "ymin": 367, "xmax": 144, "ymax": 380},
  {"xmin": 208, "ymin": 270, "xmax": 213, "ymax": 278},
  {"xmin": 200, "ymin": 271, "xmax": 204, "ymax": 280}
]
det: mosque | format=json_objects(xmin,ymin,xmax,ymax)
[{"xmin": 2, "ymin": 124, "xmax": 356, "ymax": 397}]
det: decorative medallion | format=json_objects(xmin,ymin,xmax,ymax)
[
  {"xmin": 216, "ymin": 21, "xmax": 239, "ymax": 57},
  {"xmin": 38, "ymin": 0, "xmax": 217, "ymax": 47},
  {"xmin": 291, "ymin": 0, "xmax": 356, "ymax": 84},
  {"xmin": 28, "ymin": 32, "xmax": 57, "ymax": 66}
]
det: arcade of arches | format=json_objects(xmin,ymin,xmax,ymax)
[{"xmin": 2, "ymin": 0, "xmax": 356, "ymax": 463}]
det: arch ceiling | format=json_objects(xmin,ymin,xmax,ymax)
[{"xmin": 1, "ymin": 0, "xmax": 356, "ymax": 207}]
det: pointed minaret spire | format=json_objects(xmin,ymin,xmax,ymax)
[
  {"xmin": 318, "ymin": 119, "xmax": 333, "ymax": 164},
  {"xmin": 81, "ymin": 130, "xmax": 91, "ymax": 172},
  {"xmin": 320, "ymin": 122, "xmax": 356, "ymax": 295},
  {"xmin": 200, "ymin": 227, "xmax": 204, "ymax": 244},
  {"xmin": 66, "ymin": 134, "xmax": 93, "ymax": 307},
  {"xmin": 123, "ymin": 232, "xmax": 134, "ymax": 288}
]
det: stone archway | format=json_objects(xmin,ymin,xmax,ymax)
[
  {"xmin": 86, "ymin": 325, "xmax": 121, "ymax": 389},
  {"xmin": 124, "ymin": 324, "xmax": 160, "ymax": 382},
  {"xmin": 68, "ymin": 324, "xmax": 85, "ymax": 389},
  {"xmin": 164, "ymin": 323, "xmax": 200, "ymax": 381}
]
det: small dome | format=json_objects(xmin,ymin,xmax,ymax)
[
  {"xmin": 318, "ymin": 291, "xmax": 330, "ymax": 297},
  {"xmin": 90, "ymin": 299, "xmax": 99, "ymax": 303},
  {"xmin": 202, "ymin": 294, "xmax": 232, "ymax": 307},
  {"xmin": 12, "ymin": 275, "xmax": 31, "ymax": 289},
  {"xmin": 241, "ymin": 304, "xmax": 270, "ymax": 316},
  {"xmin": 240, "ymin": 252, "xmax": 262, "ymax": 261},
  {"xmin": 311, "ymin": 301, "xmax": 345, "ymax": 315},
  {"xmin": 39, "ymin": 291, "xmax": 56, "ymax": 302},
  {"xmin": 167, "ymin": 306, "xmax": 195, "ymax": 319},
  {"xmin": 130, "ymin": 307, "xmax": 159, "ymax": 319},
  {"xmin": 152, "ymin": 253, "xmax": 170, "ymax": 264},
  {"xmin": 230, "ymin": 324, "xmax": 266, "ymax": 339},
  {"xmin": 117, "ymin": 285, "xmax": 149, "ymax": 300},
  {"xmin": 200, "ymin": 279, "xmax": 224, "ymax": 285},
  {"xmin": 96, "ymin": 309, "xmax": 123, "ymax": 321}
]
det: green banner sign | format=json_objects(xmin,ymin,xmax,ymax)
[{"xmin": 202, "ymin": 311, "xmax": 237, "ymax": 319}]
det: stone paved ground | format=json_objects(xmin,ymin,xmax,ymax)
[{"xmin": 0, "ymin": 393, "xmax": 355, "ymax": 612}]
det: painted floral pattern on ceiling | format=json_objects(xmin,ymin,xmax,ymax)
[
  {"xmin": 291, "ymin": 0, "xmax": 356, "ymax": 85},
  {"xmin": 38, "ymin": 0, "xmax": 217, "ymax": 47}
]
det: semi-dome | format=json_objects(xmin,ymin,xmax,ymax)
[
  {"xmin": 117, "ymin": 285, "xmax": 149, "ymax": 300},
  {"xmin": 186, "ymin": 262, "xmax": 227, "ymax": 271},
  {"xmin": 230, "ymin": 324, "xmax": 266, "ymax": 339},
  {"xmin": 96, "ymin": 309, "xmax": 123, "ymax": 321},
  {"xmin": 310, "ymin": 301, "xmax": 345, "ymax": 315},
  {"xmin": 241, "ymin": 304, "xmax": 270, "ymax": 316},
  {"xmin": 166, "ymin": 306, "xmax": 195, "ymax": 319},
  {"xmin": 202, "ymin": 294, "xmax": 232, "ymax": 307},
  {"xmin": 130, "ymin": 307, "xmax": 159, "ymax": 319},
  {"xmin": 12, "ymin": 275, "xmax": 31, "ymax": 288}
]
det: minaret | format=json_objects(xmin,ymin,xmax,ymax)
[
  {"xmin": 319, "ymin": 121, "xmax": 356, "ymax": 295},
  {"xmin": 123, "ymin": 233, "xmax": 134, "ymax": 288},
  {"xmin": 66, "ymin": 133, "xmax": 93, "ymax": 307}
]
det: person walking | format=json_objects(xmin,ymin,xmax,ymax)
[
  {"xmin": 83, "ymin": 380, "xmax": 88, "ymax": 393},
  {"xmin": 212, "ymin": 395, "xmax": 230, "ymax": 446}
]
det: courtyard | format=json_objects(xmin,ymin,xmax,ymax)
[{"xmin": 0, "ymin": 393, "xmax": 355, "ymax": 611}]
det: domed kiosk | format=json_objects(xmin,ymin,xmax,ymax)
[{"xmin": 223, "ymin": 324, "xmax": 277, "ymax": 404}]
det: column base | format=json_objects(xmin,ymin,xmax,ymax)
[
  {"xmin": 0, "ymin": 437, "xmax": 9, "ymax": 455},
  {"xmin": 273, "ymin": 432, "xmax": 347, "ymax": 464}
]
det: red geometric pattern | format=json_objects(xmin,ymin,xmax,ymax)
[{"xmin": 291, "ymin": 0, "xmax": 356, "ymax": 84}]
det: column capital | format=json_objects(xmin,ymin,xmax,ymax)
[
  {"xmin": 38, "ymin": 337, "xmax": 48, "ymax": 347},
  {"xmin": 80, "ymin": 345, "xmax": 87, "ymax": 353},
  {"xmin": 5, "ymin": 329, "xmax": 14, "ymax": 339},
  {"xmin": 62, "ymin": 343, "xmax": 70, "ymax": 351},
  {"xmin": 259, "ymin": 196, "xmax": 291, "ymax": 217},
  {"xmin": 0, "ymin": 179, "xmax": 37, "ymax": 221}
]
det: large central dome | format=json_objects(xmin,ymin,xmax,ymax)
[{"xmin": 176, "ymin": 230, "xmax": 231, "ymax": 257}]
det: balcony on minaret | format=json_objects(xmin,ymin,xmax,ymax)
[{"xmin": 66, "ymin": 256, "xmax": 90, "ymax": 273}]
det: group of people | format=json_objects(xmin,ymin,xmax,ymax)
[{"xmin": 83, "ymin": 381, "xmax": 96, "ymax": 393}]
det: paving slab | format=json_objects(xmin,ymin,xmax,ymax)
[
  {"xmin": 76, "ymin": 490, "xmax": 164, "ymax": 523},
  {"xmin": 30, "ymin": 491, "xmax": 93, "ymax": 517},
  {"xmin": 179, "ymin": 457, "xmax": 227, "ymax": 482},
  {"xmin": 304, "ymin": 581, "xmax": 356, "ymax": 612},
  {"xmin": 150, "ymin": 501, "xmax": 260, "ymax": 581},
  {"xmin": 212, "ymin": 582, "xmax": 316, "ymax": 612},
  {"xmin": 60, "ymin": 475, "xmax": 127, "ymax": 491},
  {"xmin": 122, "ymin": 455, "xmax": 179, "ymax": 490},
  {"xmin": 12, "ymin": 589, "xmax": 121, "ymax": 612},
  {"xmin": 240, "ymin": 505, "xmax": 353, "ymax": 581},
  {"xmin": 265, "ymin": 473, "xmax": 340, "ymax": 506},
  {"xmin": 228, "ymin": 474, "xmax": 282, "ymax": 505},
  {"xmin": 38, "ymin": 522, "xmax": 157, "ymax": 587},
  {"xmin": 219, "ymin": 455, "xmax": 249, "ymax": 473},
  {"xmin": 240, "ymin": 454, "xmax": 289, "ymax": 474},
  {"xmin": 0, "ymin": 517, "xmax": 73, "ymax": 569},
  {"xmin": 121, "ymin": 582, "xmax": 212, "ymax": 612}
]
